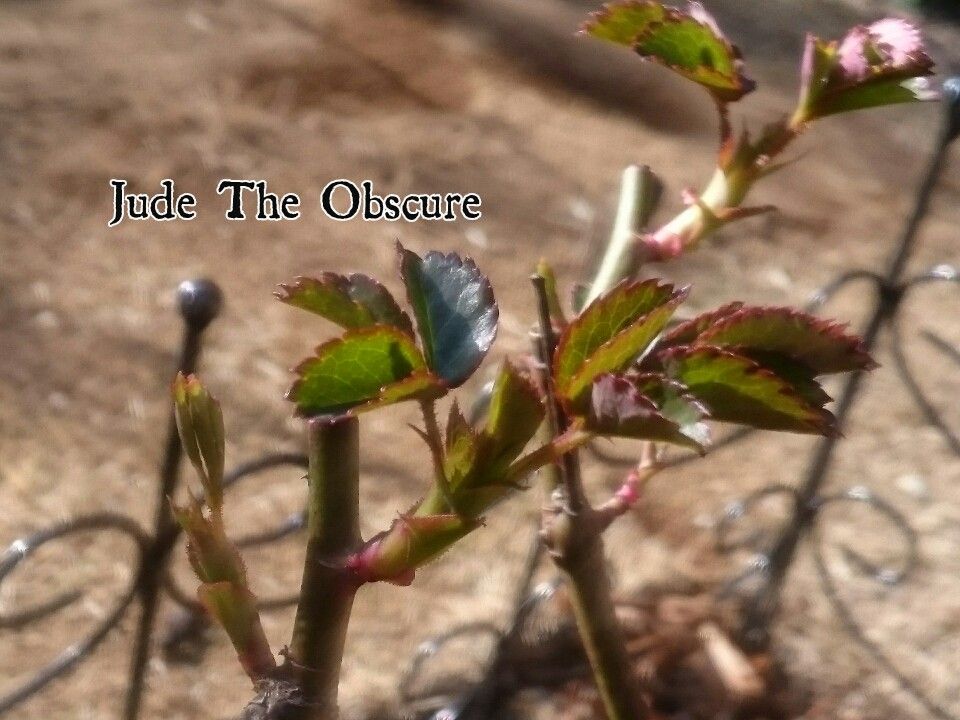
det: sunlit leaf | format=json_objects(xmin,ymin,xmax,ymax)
[
  {"xmin": 444, "ymin": 402, "xmax": 480, "ymax": 487},
  {"xmin": 398, "ymin": 243, "xmax": 498, "ymax": 387},
  {"xmin": 287, "ymin": 326, "xmax": 429, "ymax": 416},
  {"xmin": 583, "ymin": 1, "xmax": 755, "ymax": 103},
  {"xmin": 694, "ymin": 307, "xmax": 876, "ymax": 374},
  {"xmin": 555, "ymin": 279, "xmax": 686, "ymax": 405},
  {"xmin": 276, "ymin": 273, "xmax": 413, "ymax": 334},
  {"xmin": 661, "ymin": 346, "xmax": 836, "ymax": 435},
  {"xmin": 443, "ymin": 364, "xmax": 545, "ymax": 514},
  {"xmin": 483, "ymin": 362, "xmax": 546, "ymax": 469},
  {"xmin": 633, "ymin": 5, "xmax": 755, "ymax": 102},
  {"xmin": 582, "ymin": 0, "xmax": 665, "ymax": 45},
  {"xmin": 660, "ymin": 302, "xmax": 745, "ymax": 347}
]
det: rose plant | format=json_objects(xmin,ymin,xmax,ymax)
[{"xmin": 170, "ymin": 3, "xmax": 938, "ymax": 719}]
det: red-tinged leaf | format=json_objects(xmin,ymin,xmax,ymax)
[
  {"xmin": 555, "ymin": 279, "xmax": 685, "ymax": 399},
  {"xmin": 566, "ymin": 295, "xmax": 686, "ymax": 407},
  {"xmin": 581, "ymin": 0, "xmax": 665, "ymax": 45},
  {"xmin": 661, "ymin": 346, "xmax": 836, "ymax": 435},
  {"xmin": 586, "ymin": 374, "xmax": 708, "ymax": 452},
  {"xmin": 632, "ymin": 372, "xmax": 712, "ymax": 448},
  {"xmin": 398, "ymin": 243, "xmax": 498, "ymax": 388},
  {"xmin": 632, "ymin": 4, "xmax": 756, "ymax": 103},
  {"xmin": 287, "ymin": 326, "xmax": 429, "ymax": 416},
  {"xmin": 798, "ymin": 20, "xmax": 936, "ymax": 122},
  {"xmin": 660, "ymin": 302, "xmax": 745, "ymax": 347},
  {"xmin": 276, "ymin": 273, "xmax": 413, "ymax": 334},
  {"xmin": 694, "ymin": 307, "xmax": 876, "ymax": 374}
]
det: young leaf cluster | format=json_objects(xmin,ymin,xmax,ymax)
[
  {"xmin": 548, "ymin": 277, "xmax": 876, "ymax": 450},
  {"xmin": 278, "ymin": 249, "xmax": 583, "ymax": 586},
  {"xmin": 280, "ymin": 243, "xmax": 497, "ymax": 416}
]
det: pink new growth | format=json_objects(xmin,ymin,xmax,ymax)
[
  {"xmin": 837, "ymin": 18, "xmax": 931, "ymax": 83},
  {"xmin": 641, "ymin": 229, "xmax": 685, "ymax": 261},
  {"xmin": 615, "ymin": 469, "xmax": 643, "ymax": 507}
]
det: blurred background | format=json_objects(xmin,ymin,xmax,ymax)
[{"xmin": 2, "ymin": 0, "xmax": 960, "ymax": 718}]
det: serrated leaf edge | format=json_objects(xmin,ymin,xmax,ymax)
[
  {"xmin": 659, "ymin": 344, "xmax": 839, "ymax": 436},
  {"xmin": 694, "ymin": 306, "xmax": 877, "ymax": 373},
  {"xmin": 554, "ymin": 278, "xmax": 683, "ymax": 386},
  {"xmin": 275, "ymin": 272, "xmax": 414, "ymax": 335},
  {"xmin": 396, "ymin": 241, "xmax": 499, "ymax": 386},
  {"xmin": 286, "ymin": 324, "xmax": 427, "ymax": 416}
]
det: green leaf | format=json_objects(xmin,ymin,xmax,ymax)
[
  {"xmin": 276, "ymin": 274, "xmax": 413, "ymax": 334},
  {"xmin": 586, "ymin": 373, "xmax": 707, "ymax": 452},
  {"xmin": 694, "ymin": 307, "xmax": 876, "ymax": 374},
  {"xmin": 483, "ymin": 362, "xmax": 546, "ymax": 471},
  {"xmin": 444, "ymin": 402, "xmax": 480, "ymax": 487},
  {"xmin": 287, "ymin": 326, "xmax": 429, "ymax": 416},
  {"xmin": 397, "ymin": 243, "xmax": 498, "ymax": 387},
  {"xmin": 584, "ymin": 1, "xmax": 755, "ymax": 103},
  {"xmin": 661, "ymin": 346, "xmax": 836, "ymax": 435},
  {"xmin": 633, "ymin": 6, "xmax": 755, "ymax": 103},
  {"xmin": 581, "ymin": 0, "xmax": 665, "ymax": 45},
  {"xmin": 441, "ymin": 364, "xmax": 545, "ymax": 515},
  {"xmin": 555, "ymin": 279, "xmax": 687, "ymax": 405},
  {"xmin": 814, "ymin": 77, "xmax": 935, "ymax": 117},
  {"xmin": 746, "ymin": 352, "xmax": 832, "ymax": 409}
]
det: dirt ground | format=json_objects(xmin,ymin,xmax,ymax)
[{"xmin": 2, "ymin": 0, "xmax": 960, "ymax": 718}]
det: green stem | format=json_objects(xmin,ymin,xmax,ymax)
[
  {"xmin": 531, "ymin": 275, "xmax": 649, "ymax": 720},
  {"xmin": 562, "ymin": 542, "xmax": 649, "ymax": 720},
  {"xmin": 649, "ymin": 120, "xmax": 802, "ymax": 255},
  {"xmin": 288, "ymin": 415, "xmax": 362, "ymax": 720},
  {"xmin": 584, "ymin": 164, "xmax": 662, "ymax": 307}
]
